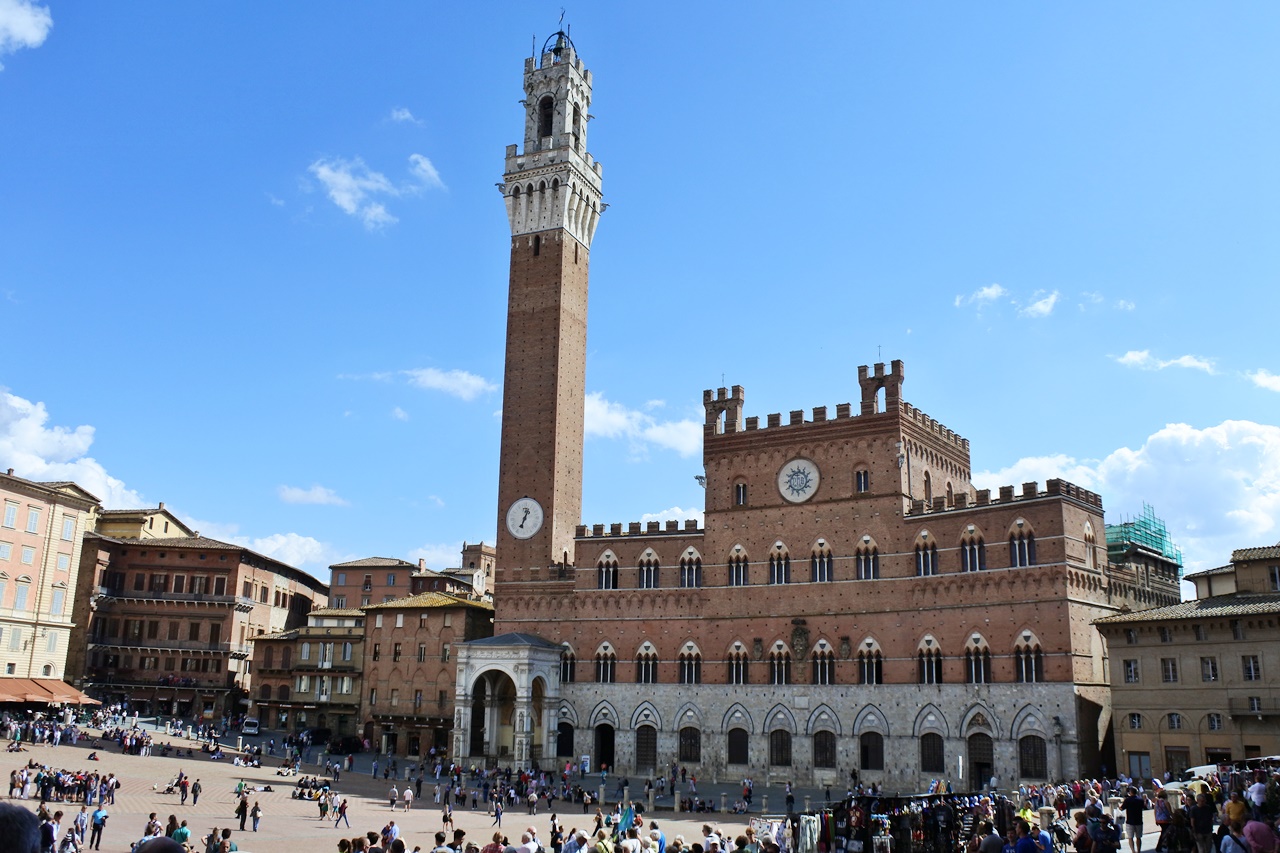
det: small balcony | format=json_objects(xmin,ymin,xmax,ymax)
[{"xmin": 1228, "ymin": 697, "xmax": 1280, "ymax": 717}]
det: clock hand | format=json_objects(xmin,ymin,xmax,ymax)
[{"xmin": 520, "ymin": 508, "xmax": 530, "ymax": 528}]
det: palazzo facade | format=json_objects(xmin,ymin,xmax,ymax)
[{"xmin": 452, "ymin": 34, "xmax": 1178, "ymax": 791}]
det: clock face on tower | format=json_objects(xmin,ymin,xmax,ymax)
[
  {"xmin": 506, "ymin": 497, "xmax": 545, "ymax": 540},
  {"xmin": 778, "ymin": 458, "xmax": 820, "ymax": 503}
]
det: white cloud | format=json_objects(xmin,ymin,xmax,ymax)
[
  {"xmin": 277, "ymin": 484, "xmax": 349, "ymax": 506},
  {"xmin": 0, "ymin": 389, "xmax": 146, "ymax": 508},
  {"xmin": 640, "ymin": 506, "xmax": 705, "ymax": 528},
  {"xmin": 0, "ymin": 0, "xmax": 51, "ymax": 70},
  {"xmin": 1115, "ymin": 350, "xmax": 1215, "ymax": 374},
  {"xmin": 308, "ymin": 156, "xmax": 399, "ymax": 230},
  {"xmin": 974, "ymin": 419, "xmax": 1280, "ymax": 573},
  {"xmin": 408, "ymin": 153, "xmax": 445, "ymax": 190},
  {"xmin": 265, "ymin": 192, "xmax": 284, "ymax": 207},
  {"xmin": 954, "ymin": 283, "xmax": 1008, "ymax": 308},
  {"xmin": 247, "ymin": 532, "xmax": 333, "ymax": 568},
  {"xmin": 584, "ymin": 392, "xmax": 702, "ymax": 458},
  {"xmin": 1019, "ymin": 290, "xmax": 1059, "ymax": 318},
  {"xmin": 390, "ymin": 107, "xmax": 422, "ymax": 125},
  {"xmin": 426, "ymin": 495, "xmax": 445, "ymax": 508},
  {"xmin": 403, "ymin": 368, "xmax": 497, "ymax": 401},
  {"xmin": 181, "ymin": 515, "xmax": 342, "ymax": 572},
  {"xmin": 408, "ymin": 541, "xmax": 461, "ymax": 571},
  {"xmin": 1246, "ymin": 370, "xmax": 1280, "ymax": 393},
  {"xmin": 1115, "ymin": 299, "xmax": 1136, "ymax": 311},
  {"xmin": 391, "ymin": 406, "xmax": 410, "ymax": 421}
]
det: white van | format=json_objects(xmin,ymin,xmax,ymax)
[{"xmin": 241, "ymin": 718, "xmax": 260, "ymax": 735}]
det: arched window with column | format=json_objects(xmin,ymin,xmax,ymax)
[
  {"xmin": 1009, "ymin": 519, "xmax": 1036, "ymax": 567},
  {"xmin": 965, "ymin": 635, "xmax": 992, "ymax": 684},
  {"xmin": 638, "ymin": 554, "xmax": 660, "ymax": 589},
  {"xmin": 595, "ymin": 645, "xmax": 617, "ymax": 683},
  {"xmin": 679, "ymin": 554, "xmax": 702, "ymax": 588},
  {"xmin": 960, "ymin": 527, "xmax": 987, "ymax": 572},
  {"xmin": 635, "ymin": 644, "xmax": 658, "ymax": 684},
  {"xmin": 678, "ymin": 643, "xmax": 702, "ymax": 684},
  {"xmin": 728, "ymin": 549, "xmax": 750, "ymax": 586},
  {"xmin": 560, "ymin": 646, "xmax": 577, "ymax": 683},
  {"xmin": 727, "ymin": 645, "xmax": 750, "ymax": 685},
  {"xmin": 769, "ymin": 546, "xmax": 791, "ymax": 585},
  {"xmin": 597, "ymin": 556, "xmax": 618, "ymax": 590},
  {"xmin": 812, "ymin": 643, "xmax": 836, "ymax": 685},
  {"xmin": 918, "ymin": 636, "xmax": 943, "ymax": 684},
  {"xmin": 769, "ymin": 643, "xmax": 792, "ymax": 685},
  {"xmin": 856, "ymin": 540, "xmax": 880, "ymax": 580},
  {"xmin": 811, "ymin": 542, "xmax": 833, "ymax": 583},
  {"xmin": 1014, "ymin": 632, "xmax": 1044, "ymax": 683},
  {"xmin": 915, "ymin": 530, "xmax": 938, "ymax": 576},
  {"xmin": 858, "ymin": 639, "xmax": 883, "ymax": 685}
]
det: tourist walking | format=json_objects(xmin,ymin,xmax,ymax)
[
  {"xmin": 334, "ymin": 798, "xmax": 351, "ymax": 828},
  {"xmin": 250, "ymin": 801, "xmax": 262, "ymax": 832}
]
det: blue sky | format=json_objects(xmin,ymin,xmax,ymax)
[{"xmin": 2, "ymin": 3, "xmax": 1278, "ymax": 588}]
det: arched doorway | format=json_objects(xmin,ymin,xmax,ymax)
[
  {"xmin": 595, "ymin": 723, "xmax": 615, "ymax": 772},
  {"xmin": 469, "ymin": 671, "xmax": 518, "ymax": 760},
  {"xmin": 635, "ymin": 725, "xmax": 657, "ymax": 773},
  {"xmin": 557, "ymin": 722, "xmax": 575, "ymax": 758},
  {"xmin": 969, "ymin": 732, "xmax": 994, "ymax": 787}
]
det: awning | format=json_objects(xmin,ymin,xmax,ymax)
[{"xmin": 0, "ymin": 678, "xmax": 100, "ymax": 705}]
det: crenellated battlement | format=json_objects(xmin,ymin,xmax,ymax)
[
  {"xmin": 904, "ymin": 478, "xmax": 1103, "ymax": 516},
  {"xmin": 701, "ymin": 361, "xmax": 970, "ymax": 449},
  {"xmin": 575, "ymin": 519, "xmax": 703, "ymax": 539},
  {"xmin": 900, "ymin": 401, "xmax": 970, "ymax": 451}
]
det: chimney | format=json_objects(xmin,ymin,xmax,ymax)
[
  {"xmin": 5, "ymin": 469, "xmax": 12, "ymax": 476},
  {"xmin": 158, "ymin": 502, "xmax": 165, "ymax": 509},
  {"xmin": 418, "ymin": 558, "xmax": 426, "ymax": 570}
]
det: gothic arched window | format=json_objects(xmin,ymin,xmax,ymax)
[{"xmin": 537, "ymin": 95, "xmax": 554, "ymax": 140}]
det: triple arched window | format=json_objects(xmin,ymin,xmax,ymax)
[
  {"xmin": 680, "ymin": 556, "xmax": 703, "ymax": 588},
  {"xmin": 679, "ymin": 652, "xmax": 702, "ymax": 684},
  {"xmin": 856, "ymin": 546, "xmax": 880, "ymax": 580},
  {"xmin": 597, "ymin": 558, "xmax": 618, "ymax": 590},
  {"xmin": 638, "ymin": 557, "xmax": 659, "ymax": 589},
  {"xmin": 918, "ymin": 647, "xmax": 943, "ymax": 684},
  {"xmin": 858, "ymin": 648, "xmax": 883, "ymax": 684},
  {"xmin": 560, "ymin": 650, "xmax": 576, "ymax": 683},
  {"xmin": 769, "ymin": 648, "xmax": 792, "ymax": 685},
  {"xmin": 728, "ymin": 553, "xmax": 749, "ymax": 586},
  {"xmin": 636, "ymin": 651, "xmax": 658, "ymax": 684},
  {"xmin": 727, "ymin": 649, "xmax": 750, "ymax": 685},
  {"xmin": 811, "ymin": 548, "xmax": 833, "ymax": 583},
  {"xmin": 960, "ymin": 534, "xmax": 987, "ymax": 572},
  {"xmin": 595, "ymin": 651, "xmax": 617, "ymax": 683},
  {"xmin": 769, "ymin": 551, "xmax": 791, "ymax": 585},
  {"xmin": 915, "ymin": 541, "xmax": 938, "ymax": 576},
  {"xmin": 1010, "ymin": 523, "xmax": 1037, "ymax": 567},
  {"xmin": 965, "ymin": 643, "xmax": 992, "ymax": 684},
  {"xmin": 812, "ymin": 648, "xmax": 836, "ymax": 685},
  {"xmin": 1015, "ymin": 643, "xmax": 1044, "ymax": 683}
]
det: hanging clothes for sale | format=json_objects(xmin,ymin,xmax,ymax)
[{"xmin": 799, "ymin": 814, "xmax": 821, "ymax": 853}]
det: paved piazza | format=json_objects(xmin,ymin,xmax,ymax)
[{"xmin": 0, "ymin": 741, "xmax": 756, "ymax": 853}]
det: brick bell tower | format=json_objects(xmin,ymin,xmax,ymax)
[{"xmin": 495, "ymin": 31, "xmax": 603, "ymax": 578}]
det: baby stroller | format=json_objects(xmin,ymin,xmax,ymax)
[
  {"xmin": 1051, "ymin": 822, "xmax": 1074, "ymax": 852},
  {"xmin": 154, "ymin": 775, "xmax": 179, "ymax": 794}
]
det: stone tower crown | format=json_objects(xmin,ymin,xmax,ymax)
[
  {"xmin": 858, "ymin": 359, "xmax": 905, "ymax": 415},
  {"xmin": 501, "ymin": 31, "xmax": 604, "ymax": 247}
]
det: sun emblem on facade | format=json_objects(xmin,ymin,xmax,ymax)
[
  {"xmin": 777, "ymin": 458, "xmax": 820, "ymax": 503},
  {"xmin": 785, "ymin": 465, "xmax": 814, "ymax": 497}
]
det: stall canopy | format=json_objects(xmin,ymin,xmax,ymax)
[{"xmin": 0, "ymin": 678, "xmax": 101, "ymax": 705}]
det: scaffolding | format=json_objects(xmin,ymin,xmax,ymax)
[{"xmin": 1106, "ymin": 503, "xmax": 1184, "ymax": 577}]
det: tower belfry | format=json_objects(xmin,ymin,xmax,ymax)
[{"xmin": 494, "ymin": 31, "xmax": 603, "ymax": 580}]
